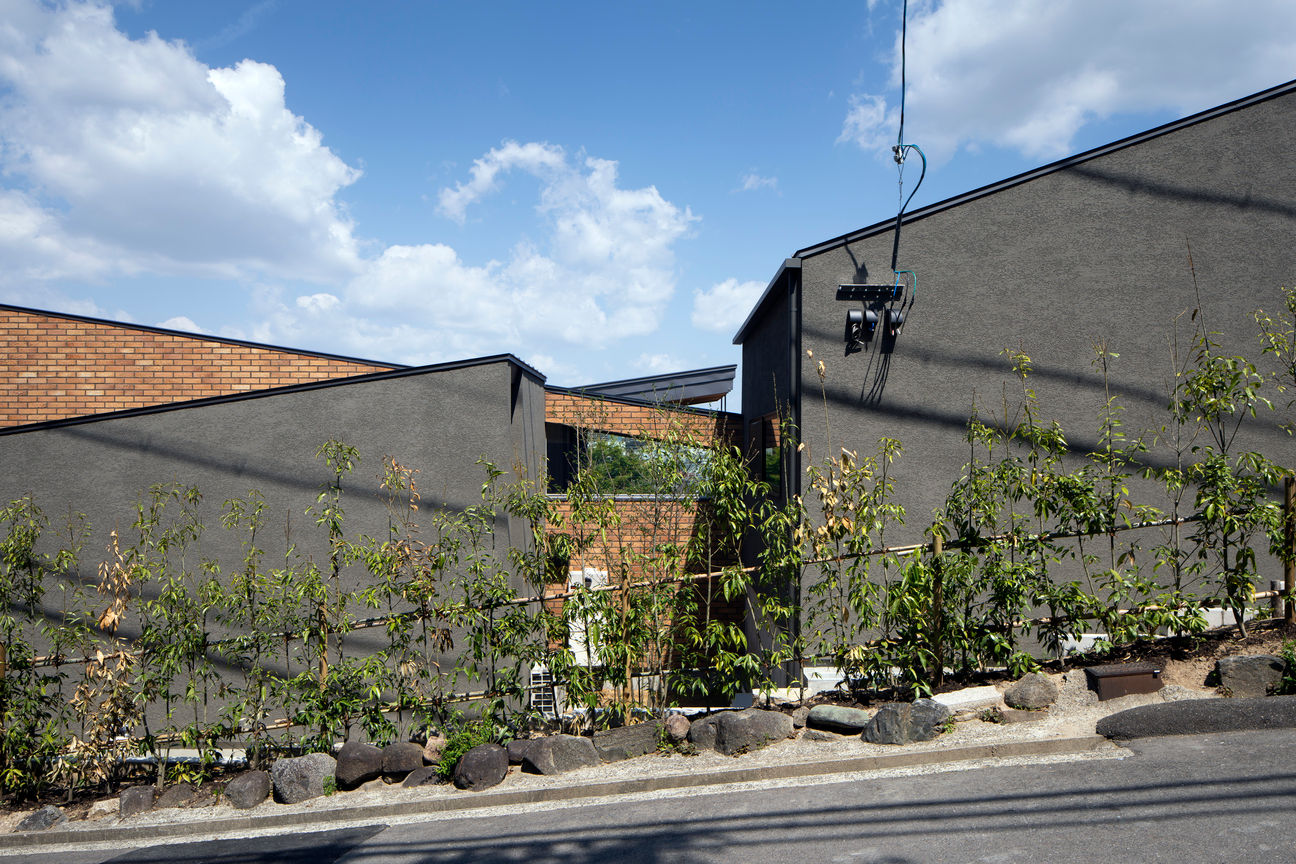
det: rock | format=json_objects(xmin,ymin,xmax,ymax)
[
  {"xmin": 791, "ymin": 706, "xmax": 811, "ymax": 728},
  {"xmin": 86, "ymin": 799, "xmax": 118, "ymax": 821},
  {"xmin": 523, "ymin": 734, "xmax": 601, "ymax": 774},
  {"xmin": 17, "ymin": 805, "xmax": 66, "ymax": 832},
  {"xmin": 713, "ymin": 709, "xmax": 793, "ymax": 756},
  {"xmin": 335, "ymin": 741, "xmax": 384, "ymax": 789},
  {"xmin": 453, "ymin": 743, "xmax": 507, "ymax": 791},
  {"xmin": 593, "ymin": 721, "xmax": 663, "ymax": 761},
  {"xmin": 999, "ymin": 707, "xmax": 1048, "ymax": 724},
  {"xmin": 1004, "ymin": 673, "xmax": 1058, "ymax": 710},
  {"xmin": 358, "ymin": 778, "xmax": 388, "ymax": 792},
  {"xmin": 401, "ymin": 765, "xmax": 441, "ymax": 788},
  {"xmin": 155, "ymin": 783, "xmax": 196, "ymax": 810},
  {"xmin": 802, "ymin": 729, "xmax": 842, "ymax": 742},
  {"xmin": 224, "ymin": 770, "xmax": 271, "ymax": 810},
  {"xmin": 271, "ymin": 752, "xmax": 336, "ymax": 804},
  {"xmin": 862, "ymin": 699, "xmax": 953, "ymax": 745},
  {"xmin": 806, "ymin": 704, "xmax": 872, "ymax": 734},
  {"xmin": 382, "ymin": 742, "xmax": 426, "ymax": 779},
  {"xmin": 119, "ymin": 785, "xmax": 156, "ymax": 818},
  {"xmin": 665, "ymin": 714, "xmax": 691, "ymax": 742},
  {"xmin": 506, "ymin": 738, "xmax": 537, "ymax": 765},
  {"xmin": 930, "ymin": 685, "xmax": 1003, "ymax": 713},
  {"xmin": 422, "ymin": 735, "xmax": 448, "ymax": 765},
  {"xmin": 688, "ymin": 715, "xmax": 720, "ymax": 750},
  {"xmin": 1217, "ymin": 654, "xmax": 1286, "ymax": 698}
]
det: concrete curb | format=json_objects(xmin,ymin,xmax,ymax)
[{"xmin": 0, "ymin": 735, "xmax": 1109, "ymax": 851}]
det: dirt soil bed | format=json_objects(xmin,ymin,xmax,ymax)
[{"xmin": 2, "ymin": 621, "xmax": 1292, "ymax": 836}]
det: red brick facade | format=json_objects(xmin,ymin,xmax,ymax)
[
  {"xmin": 544, "ymin": 390, "xmax": 740, "ymax": 445},
  {"xmin": 0, "ymin": 306, "xmax": 394, "ymax": 428}
]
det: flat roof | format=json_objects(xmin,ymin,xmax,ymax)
[{"xmin": 573, "ymin": 364, "xmax": 736, "ymax": 405}]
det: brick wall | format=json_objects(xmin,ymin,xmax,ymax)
[
  {"xmin": 1, "ymin": 307, "xmax": 395, "ymax": 428},
  {"xmin": 545, "ymin": 390, "xmax": 741, "ymax": 446}
]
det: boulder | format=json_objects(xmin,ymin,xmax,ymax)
[
  {"xmin": 453, "ymin": 743, "xmax": 507, "ymax": 791},
  {"xmin": 17, "ymin": 805, "xmax": 67, "ymax": 832},
  {"xmin": 862, "ymin": 698, "xmax": 952, "ymax": 745},
  {"xmin": 688, "ymin": 715, "xmax": 720, "ymax": 750},
  {"xmin": 593, "ymin": 721, "xmax": 663, "ymax": 761},
  {"xmin": 271, "ymin": 752, "xmax": 336, "ymax": 804},
  {"xmin": 1217, "ymin": 654, "xmax": 1286, "ymax": 698},
  {"xmin": 506, "ymin": 738, "xmax": 537, "ymax": 765},
  {"xmin": 86, "ymin": 799, "xmax": 118, "ymax": 821},
  {"xmin": 665, "ymin": 714, "xmax": 691, "ymax": 742},
  {"xmin": 155, "ymin": 783, "xmax": 197, "ymax": 810},
  {"xmin": 791, "ymin": 706, "xmax": 811, "ymax": 728},
  {"xmin": 224, "ymin": 770, "xmax": 271, "ymax": 810},
  {"xmin": 523, "ymin": 734, "xmax": 601, "ymax": 774},
  {"xmin": 422, "ymin": 735, "xmax": 448, "ymax": 765},
  {"xmin": 802, "ymin": 729, "xmax": 842, "ymax": 742},
  {"xmin": 119, "ymin": 785, "xmax": 156, "ymax": 818},
  {"xmin": 382, "ymin": 742, "xmax": 426, "ymax": 779},
  {"xmin": 806, "ymin": 704, "xmax": 872, "ymax": 734},
  {"xmin": 335, "ymin": 741, "xmax": 384, "ymax": 789},
  {"xmin": 401, "ymin": 765, "xmax": 441, "ymax": 788},
  {"xmin": 1004, "ymin": 673, "xmax": 1058, "ymax": 710},
  {"xmin": 713, "ymin": 709, "xmax": 793, "ymax": 756}
]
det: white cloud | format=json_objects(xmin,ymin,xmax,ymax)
[
  {"xmin": 737, "ymin": 173, "xmax": 778, "ymax": 192},
  {"xmin": 842, "ymin": 0, "xmax": 1296, "ymax": 161},
  {"xmin": 634, "ymin": 353, "xmax": 684, "ymax": 374},
  {"xmin": 436, "ymin": 141, "xmax": 566, "ymax": 223},
  {"xmin": 0, "ymin": 0, "xmax": 361, "ymax": 286},
  {"xmin": 157, "ymin": 315, "xmax": 204, "ymax": 333},
  {"xmin": 281, "ymin": 142, "xmax": 699, "ymax": 361},
  {"xmin": 691, "ymin": 278, "xmax": 766, "ymax": 333},
  {"xmin": 0, "ymin": 4, "xmax": 701, "ymax": 373}
]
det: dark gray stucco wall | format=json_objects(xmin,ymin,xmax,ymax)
[
  {"xmin": 0, "ymin": 359, "xmax": 546, "ymax": 700},
  {"xmin": 792, "ymin": 86, "xmax": 1296, "ymax": 546},
  {"xmin": 740, "ymin": 266, "xmax": 798, "ymax": 443}
]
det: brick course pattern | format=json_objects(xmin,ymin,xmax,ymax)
[
  {"xmin": 1, "ymin": 308, "xmax": 394, "ymax": 428},
  {"xmin": 545, "ymin": 391, "xmax": 741, "ymax": 446}
]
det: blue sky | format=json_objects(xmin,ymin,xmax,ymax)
[{"xmin": 3, "ymin": 1, "xmax": 1295, "ymax": 392}]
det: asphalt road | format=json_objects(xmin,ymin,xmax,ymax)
[{"xmin": 12, "ymin": 729, "xmax": 1296, "ymax": 864}]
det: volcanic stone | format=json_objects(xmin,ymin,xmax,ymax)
[
  {"xmin": 688, "ymin": 715, "xmax": 720, "ymax": 750},
  {"xmin": 422, "ymin": 735, "xmax": 448, "ymax": 764},
  {"xmin": 119, "ymin": 785, "xmax": 156, "ymax": 818},
  {"xmin": 271, "ymin": 752, "xmax": 336, "ymax": 804},
  {"xmin": 523, "ymin": 734, "xmax": 601, "ymax": 774},
  {"xmin": 382, "ymin": 742, "xmax": 426, "ymax": 779},
  {"xmin": 224, "ymin": 770, "xmax": 271, "ymax": 809},
  {"xmin": 713, "ymin": 709, "xmax": 793, "ymax": 755},
  {"xmin": 1217, "ymin": 654, "xmax": 1286, "ymax": 698},
  {"xmin": 862, "ymin": 698, "xmax": 953, "ymax": 745},
  {"xmin": 17, "ymin": 806, "xmax": 66, "ymax": 832},
  {"xmin": 401, "ymin": 765, "xmax": 441, "ymax": 787},
  {"xmin": 453, "ymin": 743, "xmax": 507, "ymax": 791},
  {"xmin": 665, "ymin": 714, "xmax": 691, "ymax": 742},
  {"xmin": 1004, "ymin": 673, "xmax": 1058, "ymax": 710},
  {"xmin": 506, "ymin": 738, "xmax": 537, "ymax": 765},
  {"xmin": 155, "ymin": 783, "xmax": 196, "ymax": 809},
  {"xmin": 593, "ymin": 721, "xmax": 663, "ymax": 761},
  {"xmin": 335, "ymin": 741, "xmax": 384, "ymax": 789},
  {"xmin": 806, "ymin": 704, "xmax": 872, "ymax": 734}
]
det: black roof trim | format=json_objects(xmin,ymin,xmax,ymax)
[
  {"xmin": 544, "ymin": 384, "xmax": 739, "ymax": 420},
  {"xmin": 732, "ymin": 258, "xmax": 801, "ymax": 345},
  {"xmin": 794, "ymin": 78, "xmax": 1296, "ymax": 260},
  {"xmin": 0, "ymin": 302, "xmax": 405, "ymax": 370},
  {"xmin": 575, "ymin": 364, "xmax": 736, "ymax": 404},
  {"xmin": 0, "ymin": 354, "xmax": 545, "ymax": 437}
]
